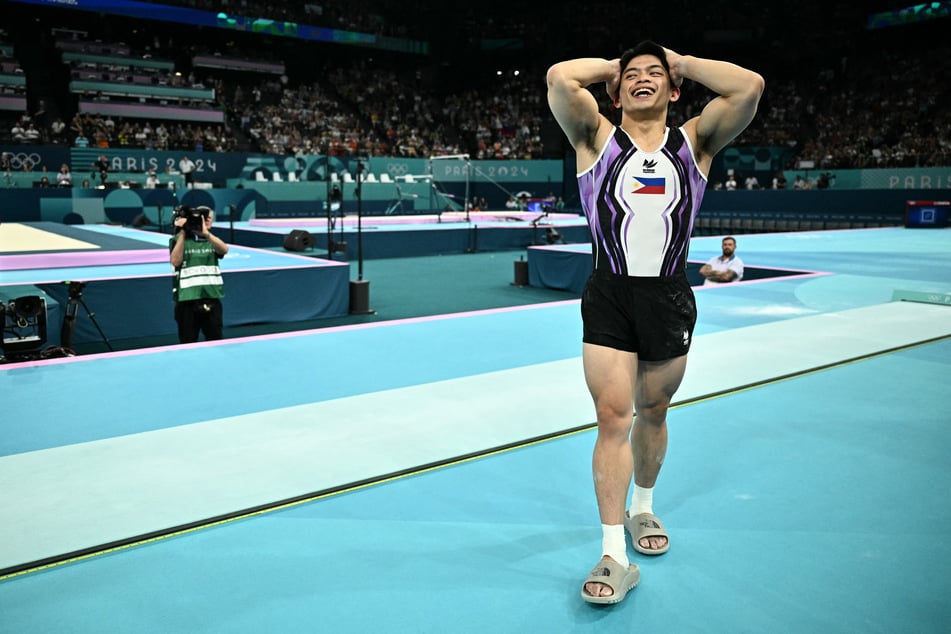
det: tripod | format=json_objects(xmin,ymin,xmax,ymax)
[{"xmin": 60, "ymin": 282, "xmax": 113, "ymax": 352}]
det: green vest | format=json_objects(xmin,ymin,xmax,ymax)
[{"xmin": 171, "ymin": 235, "xmax": 225, "ymax": 302}]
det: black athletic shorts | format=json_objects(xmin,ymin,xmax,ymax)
[{"xmin": 581, "ymin": 269, "xmax": 697, "ymax": 361}]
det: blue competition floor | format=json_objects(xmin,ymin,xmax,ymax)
[
  {"xmin": 1, "ymin": 227, "xmax": 950, "ymax": 632},
  {"xmin": 529, "ymin": 227, "xmax": 951, "ymax": 294},
  {"xmin": 221, "ymin": 216, "xmax": 591, "ymax": 257}
]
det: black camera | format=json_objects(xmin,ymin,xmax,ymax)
[
  {"xmin": 175, "ymin": 205, "xmax": 210, "ymax": 233},
  {"xmin": 64, "ymin": 280, "xmax": 86, "ymax": 299}
]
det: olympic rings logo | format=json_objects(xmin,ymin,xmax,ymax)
[
  {"xmin": 386, "ymin": 163, "xmax": 408, "ymax": 176},
  {"xmin": 0, "ymin": 152, "xmax": 42, "ymax": 169}
]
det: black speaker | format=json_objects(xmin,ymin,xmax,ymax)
[
  {"xmin": 284, "ymin": 230, "xmax": 315, "ymax": 252},
  {"xmin": 512, "ymin": 258, "xmax": 529, "ymax": 286}
]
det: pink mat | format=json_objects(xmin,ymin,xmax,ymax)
[{"xmin": 0, "ymin": 249, "xmax": 170, "ymax": 271}]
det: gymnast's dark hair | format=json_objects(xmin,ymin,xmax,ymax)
[{"xmin": 619, "ymin": 40, "xmax": 670, "ymax": 77}]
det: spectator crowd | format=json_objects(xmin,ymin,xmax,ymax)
[{"xmin": 2, "ymin": 1, "xmax": 950, "ymax": 171}]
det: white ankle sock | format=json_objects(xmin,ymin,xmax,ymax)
[
  {"xmin": 601, "ymin": 523, "xmax": 629, "ymax": 567},
  {"xmin": 629, "ymin": 485, "xmax": 654, "ymax": 517}
]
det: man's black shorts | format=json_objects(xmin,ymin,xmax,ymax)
[{"xmin": 581, "ymin": 269, "xmax": 697, "ymax": 361}]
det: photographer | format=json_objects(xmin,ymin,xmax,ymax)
[
  {"xmin": 169, "ymin": 205, "xmax": 229, "ymax": 343},
  {"xmin": 817, "ymin": 172, "xmax": 834, "ymax": 189}
]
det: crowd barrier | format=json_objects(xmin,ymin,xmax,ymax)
[{"xmin": 2, "ymin": 186, "xmax": 947, "ymax": 234}]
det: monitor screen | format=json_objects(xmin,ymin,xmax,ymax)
[{"xmin": 905, "ymin": 200, "xmax": 950, "ymax": 228}]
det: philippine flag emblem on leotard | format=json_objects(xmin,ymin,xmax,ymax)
[{"xmin": 631, "ymin": 176, "xmax": 666, "ymax": 195}]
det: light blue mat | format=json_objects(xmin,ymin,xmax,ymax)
[
  {"xmin": 1, "ymin": 227, "xmax": 949, "ymax": 632},
  {"xmin": 1, "ymin": 338, "xmax": 948, "ymax": 633}
]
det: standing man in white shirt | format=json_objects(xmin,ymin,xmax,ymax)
[{"xmin": 179, "ymin": 155, "xmax": 196, "ymax": 189}]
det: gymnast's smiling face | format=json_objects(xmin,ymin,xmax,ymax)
[{"xmin": 616, "ymin": 54, "xmax": 680, "ymax": 116}]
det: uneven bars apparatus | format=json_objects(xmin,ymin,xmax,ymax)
[
  {"xmin": 392, "ymin": 174, "xmax": 431, "ymax": 215},
  {"xmin": 429, "ymin": 153, "xmax": 470, "ymax": 221},
  {"xmin": 384, "ymin": 183, "xmax": 420, "ymax": 215}
]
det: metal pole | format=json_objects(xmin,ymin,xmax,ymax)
[
  {"xmin": 357, "ymin": 161, "xmax": 364, "ymax": 280},
  {"xmin": 464, "ymin": 155, "xmax": 471, "ymax": 222},
  {"xmin": 428, "ymin": 158, "xmax": 434, "ymax": 212},
  {"xmin": 326, "ymin": 176, "xmax": 333, "ymax": 258},
  {"xmin": 348, "ymin": 159, "xmax": 374, "ymax": 315}
]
